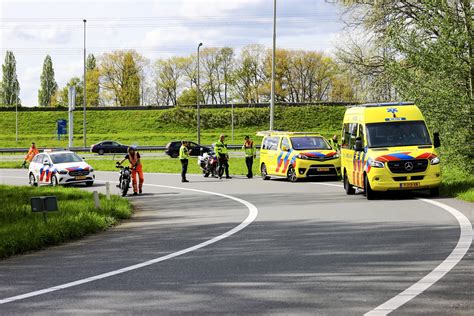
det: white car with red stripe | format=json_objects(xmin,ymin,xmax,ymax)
[{"xmin": 28, "ymin": 151, "xmax": 95, "ymax": 186}]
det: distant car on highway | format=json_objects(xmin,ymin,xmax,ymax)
[
  {"xmin": 91, "ymin": 140, "xmax": 129, "ymax": 155},
  {"xmin": 165, "ymin": 141, "xmax": 211, "ymax": 158},
  {"xmin": 28, "ymin": 150, "xmax": 95, "ymax": 187}
]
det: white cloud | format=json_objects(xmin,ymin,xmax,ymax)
[{"xmin": 1, "ymin": 0, "xmax": 345, "ymax": 107}]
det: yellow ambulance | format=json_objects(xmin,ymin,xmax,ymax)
[
  {"xmin": 258, "ymin": 131, "xmax": 341, "ymax": 182},
  {"xmin": 340, "ymin": 102, "xmax": 441, "ymax": 199}
]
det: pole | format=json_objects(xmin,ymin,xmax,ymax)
[
  {"xmin": 231, "ymin": 103, "xmax": 234, "ymax": 143},
  {"xmin": 68, "ymin": 86, "xmax": 76, "ymax": 148},
  {"xmin": 197, "ymin": 42, "xmax": 203, "ymax": 144},
  {"xmin": 15, "ymin": 97, "xmax": 18, "ymax": 144},
  {"xmin": 83, "ymin": 19, "xmax": 87, "ymax": 148},
  {"xmin": 270, "ymin": 0, "xmax": 277, "ymax": 131}
]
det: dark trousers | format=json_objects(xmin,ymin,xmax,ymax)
[
  {"xmin": 218, "ymin": 155, "xmax": 229, "ymax": 178},
  {"xmin": 245, "ymin": 156, "xmax": 253, "ymax": 178},
  {"xmin": 180, "ymin": 159, "xmax": 188, "ymax": 180}
]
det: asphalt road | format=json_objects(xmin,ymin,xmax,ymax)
[{"xmin": 0, "ymin": 169, "xmax": 472, "ymax": 315}]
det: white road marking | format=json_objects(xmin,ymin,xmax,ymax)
[
  {"xmin": 364, "ymin": 198, "xmax": 473, "ymax": 315},
  {"xmin": 0, "ymin": 182, "xmax": 259, "ymax": 305},
  {"xmin": 310, "ymin": 182, "xmax": 473, "ymax": 314},
  {"xmin": 2, "ymin": 173, "xmax": 472, "ymax": 312}
]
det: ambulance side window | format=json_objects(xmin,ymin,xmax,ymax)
[
  {"xmin": 342, "ymin": 123, "xmax": 350, "ymax": 148},
  {"xmin": 358, "ymin": 124, "xmax": 365, "ymax": 147},
  {"xmin": 347, "ymin": 123, "xmax": 358, "ymax": 149},
  {"xmin": 263, "ymin": 137, "xmax": 279, "ymax": 151},
  {"xmin": 281, "ymin": 137, "xmax": 290, "ymax": 150}
]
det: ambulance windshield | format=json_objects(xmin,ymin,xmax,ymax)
[
  {"xmin": 366, "ymin": 121, "xmax": 432, "ymax": 148},
  {"xmin": 291, "ymin": 136, "xmax": 331, "ymax": 150}
]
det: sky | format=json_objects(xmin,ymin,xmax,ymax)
[{"xmin": 0, "ymin": 0, "xmax": 346, "ymax": 107}]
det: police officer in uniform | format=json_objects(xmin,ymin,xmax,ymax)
[
  {"xmin": 179, "ymin": 141, "xmax": 190, "ymax": 182},
  {"xmin": 242, "ymin": 136, "xmax": 256, "ymax": 178},
  {"xmin": 214, "ymin": 134, "xmax": 231, "ymax": 179}
]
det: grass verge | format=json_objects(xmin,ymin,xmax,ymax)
[
  {"xmin": 1, "ymin": 159, "xmax": 472, "ymax": 202},
  {"xmin": 440, "ymin": 166, "xmax": 474, "ymax": 202},
  {"xmin": 0, "ymin": 185, "xmax": 133, "ymax": 259}
]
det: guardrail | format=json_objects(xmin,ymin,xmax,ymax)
[{"xmin": 0, "ymin": 144, "xmax": 258, "ymax": 154}]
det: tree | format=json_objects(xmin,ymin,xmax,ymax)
[
  {"xmin": 341, "ymin": 0, "xmax": 473, "ymax": 167},
  {"xmin": 100, "ymin": 50, "xmax": 147, "ymax": 106},
  {"xmin": 1, "ymin": 51, "xmax": 20, "ymax": 107},
  {"xmin": 177, "ymin": 87, "xmax": 204, "ymax": 106},
  {"xmin": 233, "ymin": 44, "xmax": 267, "ymax": 103},
  {"xmin": 153, "ymin": 57, "xmax": 184, "ymax": 106},
  {"xmin": 85, "ymin": 54, "xmax": 100, "ymax": 107},
  {"xmin": 38, "ymin": 55, "xmax": 58, "ymax": 107},
  {"xmin": 218, "ymin": 47, "xmax": 235, "ymax": 104},
  {"xmin": 54, "ymin": 77, "xmax": 84, "ymax": 107}
]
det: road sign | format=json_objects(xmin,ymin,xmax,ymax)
[
  {"xmin": 57, "ymin": 119, "xmax": 67, "ymax": 140},
  {"xmin": 31, "ymin": 196, "xmax": 58, "ymax": 224}
]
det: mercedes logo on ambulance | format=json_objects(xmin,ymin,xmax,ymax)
[{"xmin": 404, "ymin": 161, "xmax": 414, "ymax": 171}]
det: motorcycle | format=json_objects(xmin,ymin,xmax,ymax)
[
  {"xmin": 197, "ymin": 150, "xmax": 218, "ymax": 178},
  {"xmin": 116, "ymin": 164, "xmax": 131, "ymax": 197}
]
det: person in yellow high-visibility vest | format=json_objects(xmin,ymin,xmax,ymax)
[
  {"xmin": 242, "ymin": 136, "xmax": 256, "ymax": 178},
  {"xmin": 179, "ymin": 141, "xmax": 191, "ymax": 182},
  {"xmin": 214, "ymin": 134, "xmax": 231, "ymax": 179}
]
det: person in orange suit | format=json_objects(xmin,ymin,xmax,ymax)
[
  {"xmin": 118, "ymin": 147, "xmax": 144, "ymax": 195},
  {"xmin": 22, "ymin": 142, "xmax": 39, "ymax": 168}
]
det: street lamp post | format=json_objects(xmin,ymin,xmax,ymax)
[
  {"xmin": 15, "ymin": 96, "xmax": 18, "ymax": 144},
  {"xmin": 83, "ymin": 19, "xmax": 87, "ymax": 148},
  {"xmin": 197, "ymin": 42, "xmax": 203, "ymax": 144},
  {"xmin": 270, "ymin": 0, "xmax": 277, "ymax": 131}
]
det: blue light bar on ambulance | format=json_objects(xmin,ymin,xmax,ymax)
[{"xmin": 356, "ymin": 101, "xmax": 415, "ymax": 108}]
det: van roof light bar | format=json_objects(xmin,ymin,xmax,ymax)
[
  {"xmin": 256, "ymin": 131, "xmax": 320, "ymax": 136},
  {"xmin": 356, "ymin": 101, "xmax": 415, "ymax": 108}
]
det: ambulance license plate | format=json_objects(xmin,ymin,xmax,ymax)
[
  {"xmin": 75, "ymin": 176, "xmax": 87, "ymax": 180},
  {"xmin": 401, "ymin": 182, "xmax": 420, "ymax": 188},
  {"xmin": 317, "ymin": 167, "xmax": 330, "ymax": 172}
]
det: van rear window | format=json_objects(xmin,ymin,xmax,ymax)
[{"xmin": 366, "ymin": 121, "xmax": 432, "ymax": 148}]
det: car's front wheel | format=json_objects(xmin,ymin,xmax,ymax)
[
  {"xmin": 429, "ymin": 187, "xmax": 440, "ymax": 197},
  {"xmin": 51, "ymin": 175, "xmax": 59, "ymax": 187},
  {"xmin": 287, "ymin": 166, "xmax": 298, "ymax": 182},
  {"xmin": 86, "ymin": 181, "xmax": 94, "ymax": 187},
  {"xmin": 29, "ymin": 173, "xmax": 37, "ymax": 187},
  {"xmin": 364, "ymin": 174, "xmax": 377, "ymax": 200}
]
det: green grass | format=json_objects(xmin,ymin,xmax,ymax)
[
  {"xmin": 0, "ymin": 106, "xmax": 345, "ymax": 147},
  {"xmin": 1, "ymin": 158, "xmax": 472, "ymax": 202},
  {"xmin": 0, "ymin": 185, "xmax": 133, "ymax": 259},
  {"xmin": 440, "ymin": 165, "xmax": 474, "ymax": 202}
]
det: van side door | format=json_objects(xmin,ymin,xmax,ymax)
[
  {"xmin": 265, "ymin": 136, "xmax": 280, "ymax": 175},
  {"xmin": 277, "ymin": 137, "xmax": 292, "ymax": 175},
  {"xmin": 341, "ymin": 123, "xmax": 358, "ymax": 187},
  {"xmin": 354, "ymin": 124, "xmax": 367, "ymax": 188}
]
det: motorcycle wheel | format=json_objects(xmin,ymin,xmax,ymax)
[{"xmin": 122, "ymin": 179, "xmax": 129, "ymax": 197}]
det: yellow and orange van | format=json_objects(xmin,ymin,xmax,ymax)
[
  {"xmin": 259, "ymin": 131, "xmax": 341, "ymax": 182},
  {"xmin": 341, "ymin": 102, "xmax": 441, "ymax": 199}
]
